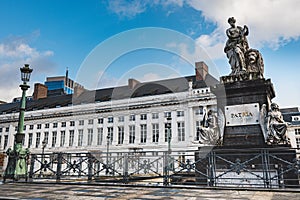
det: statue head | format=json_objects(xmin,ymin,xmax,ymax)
[
  {"xmin": 228, "ymin": 17, "xmax": 236, "ymax": 26},
  {"xmin": 271, "ymin": 102, "xmax": 279, "ymax": 111}
]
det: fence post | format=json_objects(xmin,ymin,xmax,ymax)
[
  {"xmin": 163, "ymin": 152, "xmax": 169, "ymax": 186},
  {"xmin": 28, "ymin": 154, "xmax": 36, "ymax": 182},
  {"xmin": 208, "ymin": 151, "xmax": 215, "ymax": 187},
  {"xmin": 56, "ymin": 152, "xmax": 62, "ymax": 183},
  {"xmin": 87, "ymin": 153, "xmax": 93, "ymax": 182},
  {"xmin": 123, "ymin": 153, "xmax": 129, "ymax": 184},
  {"xmin": 262, "ymin": 149, "xmax": 270, "ymax": 188}
]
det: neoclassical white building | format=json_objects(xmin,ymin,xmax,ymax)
[{"xmin": 0, "ymin": 62, "xmax": 218, "ymax": 157}]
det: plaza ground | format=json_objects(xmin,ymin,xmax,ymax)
[{"xmin": 0, "ymin": 182, "xmax": 300, "ymax": 199}]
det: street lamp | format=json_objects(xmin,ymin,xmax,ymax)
[
  {"xmin": 106, "ymin": 133, "xmax": 110, "ymax": 175},
  {"xmin": 39, "ymin": 139, "xmax": 47, "ymax": 177},
  {"xmin": 4, "ymin": 64, "xmax": 33, "ymax": 182},
  {"xmin": 166, "ymin": 117, "xmax": 172, "ymax": 154}
]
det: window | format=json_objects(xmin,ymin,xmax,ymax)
[
  {"xmin": 36, "ymin": 132, "xmax": 41, "ymax": 148},
  {"xmin": 88, "ymin": 119, "xmax": 94, "ymax": 125},
  {"xmin": 29, "ymin": 125, "xmax": 34, "ymax": 130},
  {"xmin": 118, "ymin": 116, "xmax": 124, "ymax": 122},
  {"xmin": 152, "ymin": 113, "xmax": 159, "ymax": 119},
  {"xmin": 195, "ymin": 121, "xmax": 201, "ymax": 141},
  {"xmin": 296, "ymin": 138, "xmax": 300, "ymax": 148},
  {"xmin": 177, "ymin": 111, "xmax": 184, "ymax": 117},
  {"xmin": 23, "ymin": 125, "xmax": 26, "ymax": 131},
  {"xmin": 118, "ymin": 126, "xmax": 124, "ymax": 144},
  {"xmin": 140, "ymin": 114, "xmax": 147, "ymax": 120},
  {"xmin": 28, "ymin": 133, "xmax": 33, "ymax": 148},
  {"xmin": 61, "ymin": 122, "xmax": 66, "ymax": 127},
  {"xmin": 0, "ymin": 128, "xmax": 2, "ymax": 133},
  {"xmin": 108, "ymin": 117, "xmax": 114, "ymax": 123},
  {"xmin": 295, "ymin": 129, "xmax": 300, "ymax": 135},
  {"xmin": 53, "ymin": 123, "xmax": 58, "ymax": 128},
  {"xmin": 152, "ymin": 124, "xmax": 159, "ymax": 143},
  {"xmin": 140, "ymin": 124, "xmax": 147, "ymax": 143},
  {"xmin": 195, "ymin": 107, "xmax": 204, "ymax": 115},
  {"xmin": 129, "ymin": 115, "xmax": 135, "ymax": 121},
  {"xmin": 60, "ymin": 131, "xmax": 66, "ymax": 147},
  {"xmin": 79, "ymin": 120, "xmax": 84, "ymax": 126},
  {"xmin": 129, "ymin": 125, "xmax": 135, "ymax": 144},
  {"xmin": 37, "ymin": 124, "xmax": 42, "ymax": 129},
  {"xmin": 97, "ymin": 128, "xmax": 103, "ymax": 145},
  {"xmin": 44, "ymin": 132, "xmax": 49, "ymax": 146},
  {"xmin": 4, "ymin": 135, "xmax": 8, "ymax": 149},
  {"xmin": 87, "ymin": 129, "xmax": 93, "ymax": 145},
  {"xmin": 164, "ymin": 123, "xmax": 171, "ymax": 142},
  {"xmin": 52, "ymin": 131, "xmax": 57, "ymax": 147},
  {"xmin": 78, "ymin": 129, "xmax": 83, "ymax": 146},
  {"xmin": 45, "ymin": 123, "xmax": 49, "ymax": 129},
  {"xmin": 98, "ymin": 118, "xmax": 103, "ymax": 124},
  {"xmin": 69, "ymin": 130, "xmax": 74, "ymax": 147},
  {"xmin": 107, "ymin": 127, "xmax": 113, "ymax": 144},
  {"xmin": 70, "ymin": 121, "xmax": 75, "ymax": 126},
  {"xmin": 177, "ymin": 122, "xmax": 185, "ymax": 142},
  {"xmin": 164, "ymin": 112, "xmax": 171, "ymax": 118}
]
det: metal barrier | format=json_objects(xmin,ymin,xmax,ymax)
[{"xmin": 26, "ymin": 148, "xmax": 300, "ymax": 188}]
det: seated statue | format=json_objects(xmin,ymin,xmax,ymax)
[
  {"xmin": 267, "ymin": 103, "xmax": 289, "ymax": 145},
  {"xmin": 198, "ymin": 110, "xmax": 220, "ymax": 145}
]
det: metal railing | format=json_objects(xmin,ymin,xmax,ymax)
[{"xmin": 24, "ymin": 147, "xmax": 300, "ymax": 188}]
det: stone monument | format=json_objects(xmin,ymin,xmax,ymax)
[{"xmin": 195, "ymin": 17, "xmax": 297, "ymax": 188}]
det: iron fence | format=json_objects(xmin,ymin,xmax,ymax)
[{"xmin": 24, "ymin": 147, "xmax": 300, "ymax": 188}]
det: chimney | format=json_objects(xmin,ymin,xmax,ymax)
[
  {"xmin": 195, "ymin": 61, "xmax": 208, "ymax": 81},
  {"xmin": 128, "ymin": 78, "xmax": 140, "ymax": 89},
  {"xmin": 33, "ymin": 83, "xmax": 48, "ymax": 100}
]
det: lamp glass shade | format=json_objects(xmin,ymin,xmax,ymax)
[{"xmin": 20, "ymin": 64, "xmax": 33, "ymax": 82}]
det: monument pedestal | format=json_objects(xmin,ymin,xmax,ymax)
[{"xmin": 211, "ymin": 77, "xmax": 275, "ymax": 147}]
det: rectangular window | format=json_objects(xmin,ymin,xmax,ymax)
[
  {"xmin": 164, "ymin": 123, "xmax": 171, "ymax": 142},
  {"xmin": 53, "ymin": 123, "xmax": 58, "ymax": 128},
  {"xmin": 108, "ymin": 117, "xmax": 114, "ymax": 123},
  {"xmin": 69, "ymin": 130, "xmax": 74, "ymax": 147},
  {"xmin": 118, "ymin": 116, "xmax": 124, "ymax": 122},
  {"xmin": 45, "ymin": 123, "xmax": 49, "ymax": 128},
  {"xmin": 28, "ymin": 133, "xmax": 33, "ymax": 148},
  {"xmin": 60, "ymin": 131, "xmax": 66, "ymax": 147},
  {"xmin": 177, "ymin": 111, "xmax": 184, "ymax": 117},
  {"xmin": 37, "ymin": 124, "xmax": 42, "ymax": 129},
  {"xmin": 129, "ymin": 115, "xmax": 135, "ymax": 121},
  {"xmin": 44, "ymin": 132, "xmax": 49, "ymax": 146},
  {"xmin": 129, "ymin": 125, "xmax": 135, "ymax": 144},
  {"xmin": 164, "ymin": 112, "xmax": 171, "ymax": 118},
  {"xmin": 118, "ymin": 126, "xmax": 124, "ymax": 144},
  {"xmin": 152, "ymin": 113, "xmax": 159, "ymax": 119},
  {"xmin": 97, "ymin": 128, "xmax": 103, "ymax": 145},
  {"xmin": 70, "ymin": 121, "xmax": 75, "ymax": 126},
  {"xmin": 23, "ymin": 125, "xmax": 26, "ymax": 131},
  {"xmin": 4, "ymin": 135, "xmax": 8, "ymax": 149},
  {"xmin": 61, "ymin": 122, "xmax": 66, "ymax": 127},
  {"xmin": 195, "ymin": 121, "xmax": 201, "ymax": 141},
  {"xmin": 88, "ymin": 119, "xmax": 94, "ymax": 125},
  {"xmin": 140, "ymin": 114, "xmax": 147, "ymax": 120},
  {"xmin": 29, "ymin": 125, "xmax": 34, "ymax": 130},
  {"xmin": 98, "ymin": 118, "xmax": 103, "ymax": 124},
  {"xmin": 0, "ymin": 127, "xmax": 2, "ymax": 133},
  {"xmin": 107, "ymin": 127, "xmax": 113, "ymax": 144},
  {"xmin": 295, "ymin": 129, "xmax": 300, "ymax": 135},
  {"xmin": 140, "ymin": 124, "xmax": 147, "ymax": 143},
  {"xmin": 52, "ymin": 131, "xmax": 57, "ymax": 147},
  {"xmin": 296, "ymin": 138, "xmax": 300, "ymax": 148},
  {"xmin": 177, "ymin": 122, "xmax": 185, "ymax": 142},
  {"xmin": 79, "ymin": 120, "xmax": 84, "ymax": 126},
  {"xmin": 87, "ymin": 128, "xmax": 93, "ymax": 145},
  {"xmin": 78, "ymin": 129, "xmax": 83, "ymax": 146},
  {"xmin": 5, "ymin": 127, "xmax": 9, "ymax": 132},
  {"xmin": 152, "ymin": 123, "xmax": 159, "ymax": 143},
  {"xmin": 195, "ymin": 107, "xmax": 204, "ymax": 115},
  {"xmin": 36, "ymin": 132, "xmax": 41, "ymax": 148}
]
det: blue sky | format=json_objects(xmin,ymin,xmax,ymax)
[{"xmin": 0, "ymin": 0, "xmax": 299, "ymax": 108}]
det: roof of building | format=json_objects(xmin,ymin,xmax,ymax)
[{"xmin": 0, "ymin": 74, "xmax": 218, "ymax": 114}]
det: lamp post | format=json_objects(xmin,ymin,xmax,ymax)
[
  {"xmin": 4, "ymin": 64, "xmax": 33, "ymax": 182},
  {"xmin": 39, "ymin": 140, "xmax": 47, "ymax": 177},
  {"xmin": 106, "ymin": 133, "xmax": 110, "ymax": 175},
  {"xmin": 166, "ymin": 117, "xmax": 172, "ymax": 155},
  {"xmin": 164, "ymin": 117, "xmax": 172, "ymax": 185}
]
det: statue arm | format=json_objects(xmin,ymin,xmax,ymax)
[{"xmin": 243, "ymin": 25, "xmax": 249, "ymax": 36}]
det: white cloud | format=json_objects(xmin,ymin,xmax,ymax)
[{"xmin": 0, "ymin": 36, "xmax": 55, "ymax": 102}]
